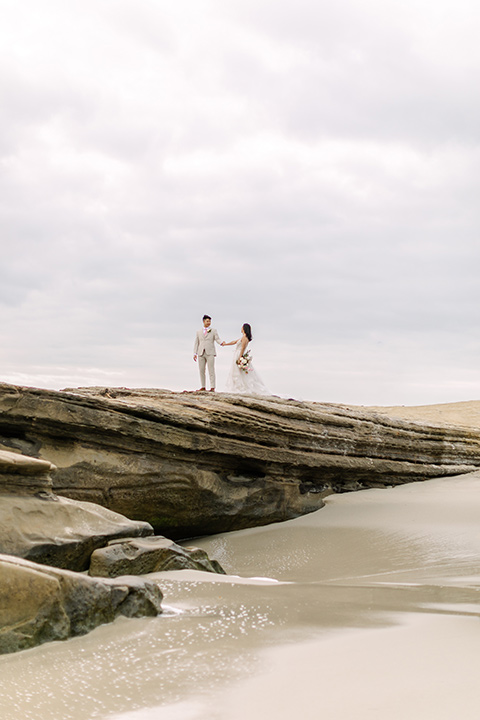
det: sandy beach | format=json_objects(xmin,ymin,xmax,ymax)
[
  {"xmin": 1, "ymin": 401, "xmax": 480, "ymax": 720},
  {"xmin": 362, "ymin": 399, "xmax": 480, "ymax": 430}
]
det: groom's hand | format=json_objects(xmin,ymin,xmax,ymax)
[
  {"xmin": 221, "ymin": 342, "xmax": 225, "ymax": 346},
  {"xmin": 193, "ymin": 354, "xmax": 197, "ymax": 362}
]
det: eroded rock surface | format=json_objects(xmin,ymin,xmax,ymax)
[
  {"xmin": 0, "ymin": 554, "xmax": 163, "ymax": 655},
  {"xmin": 0, "ymin": 448, "xmax": 55, "ymax": 494},
  {"xmin": 1, "ymin": 383, "xmax": 480, "ymax": 538},
  {"xmin": 89, "ymin": 536, "xmax": 226, "ymax": 577},
  {"xmin": 0, "ymin": 449, "xmax": 153, "ymax": 571}
]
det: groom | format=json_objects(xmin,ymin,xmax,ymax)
[{"xmin": 193, "ymin": 314, "xmax": 224, "ymax": 391}]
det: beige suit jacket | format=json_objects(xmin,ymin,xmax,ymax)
[{"xmin": 193, "ymin": 328, "xmax": 222, "ymax": 357}]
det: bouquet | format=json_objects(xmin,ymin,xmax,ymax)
[{"xmin": 237, "ymin": 350, "xmax": 252, "ymax": 373}]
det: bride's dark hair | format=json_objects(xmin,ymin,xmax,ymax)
[{"xmin": 243, "ymin": 323, "xmax": 252, "ymax": 341}]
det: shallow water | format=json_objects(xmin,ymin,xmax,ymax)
[{"xmin": 2, "ymin": 473, "xmax": 480, "ymax": 720}]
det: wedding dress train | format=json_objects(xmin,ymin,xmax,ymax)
[{"xmin": 225, "ymin": 340, "xmax": 270, "ymax": 395}]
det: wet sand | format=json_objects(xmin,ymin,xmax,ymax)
[{"xmin": 1, "ymin": 402, "xmax": 480, "ymax": 719}]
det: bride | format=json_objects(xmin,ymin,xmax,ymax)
[{"xmin": 224, "ymin": 323, "xmax": 270, "ymax": 395}]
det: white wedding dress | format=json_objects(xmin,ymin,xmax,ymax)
[{"xmin": 225, "ymin": 340, "xmax": 270, "ymax": 395}]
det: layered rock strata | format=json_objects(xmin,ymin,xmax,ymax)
[
  {"xmin": 1, "ymin": 383, "xmax": 480, "ymax": 538},
  {"xmin": 0, "ymin": 448, "xmax": 55, "ymax": 494},
  {"xmin": 0, "ymin": 554, "xmax": 163, "ymax": 655},
  {"xmin": 89, "ymin": 536, "xmax": 226, "ymax": 578}
]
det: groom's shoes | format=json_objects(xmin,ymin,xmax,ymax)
[
  {"xmin": 209, "ymin": 388, "xmax": 215, "ymax": 392},
  {"xmin": 196, "ymin": 387, "xmax": 206, "ymax": 392}
]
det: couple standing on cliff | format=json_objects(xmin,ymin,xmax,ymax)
[{"xmin": 193, "ymin": 314, "xmax": 269, "ymax": 396}]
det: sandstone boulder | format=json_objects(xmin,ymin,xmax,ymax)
[
  {"xmin": 0, "ymin": 554, "xmax": 163, "ymax": 655},
  {"xmin": 0, "ymin": 449, "xmax": 153, "ymax": 571},
  {"xmin": 89, "ymin": 536, "xmax": 226, "ymax": 577}
]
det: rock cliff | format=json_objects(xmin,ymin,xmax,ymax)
[{"xmin": 1, "ymin": 382, "xmax": 480, "ymax": 538}]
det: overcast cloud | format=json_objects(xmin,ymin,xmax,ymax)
[{"xmin": 1, "ymin": 0, "xmax": 480, "ymax": 405}]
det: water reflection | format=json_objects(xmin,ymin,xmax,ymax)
[{"xmin": 2, "ymin": 476, "xmax": 480, "ymax": 720}]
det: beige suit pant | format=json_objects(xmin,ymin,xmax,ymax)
[{"xmin": 198, "ymin": 354, "xmax": 216, "ymax": 389}]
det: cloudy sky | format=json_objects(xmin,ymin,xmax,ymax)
[{"xmin": 1, "ymin": 0, "xmax": 480, "ymax": 405}]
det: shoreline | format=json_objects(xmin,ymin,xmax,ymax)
[{"xmin": 2, "ymin": 393, "xmax": 480, "ymax": 716}]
